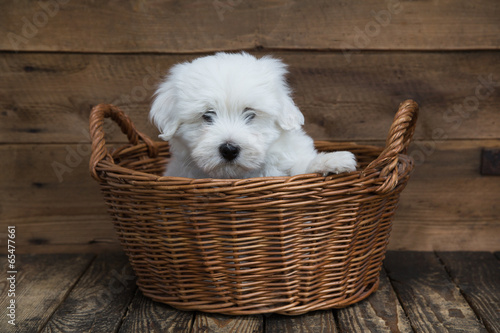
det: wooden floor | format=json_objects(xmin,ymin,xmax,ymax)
[{"xmin": 1, "ymin": 252, "xmax": 499, "ymax": 333}]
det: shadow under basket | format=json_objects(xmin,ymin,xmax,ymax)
[{"xmin": 89, "ymin": 100, "xmax": 419, "ymax": 315}]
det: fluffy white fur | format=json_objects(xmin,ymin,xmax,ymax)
[{"xmin": 150, "ymin": 52, "xmax": 356, "ymax": 179}]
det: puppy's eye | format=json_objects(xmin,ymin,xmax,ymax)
[
  {"xmin": 243, "ymin": 108, "xmax": 256, "ymax": 123},
  {"xmin": 202, "ymin": 110, "xmax": 216, "ymax": 124}
]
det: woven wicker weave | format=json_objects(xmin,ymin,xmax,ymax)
[{"xmin": 89, "ymin": 100, "xmax": 418, "ymax": 315}]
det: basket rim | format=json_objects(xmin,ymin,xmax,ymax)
[
  {"xmin": 90, "ymin": 100, "xmax": 418, "ymax": 194},
  {"xmin": 94, "ymin": 141, "xmax": 414, "ymax": 195},
  {"xmin": 109, "ymin": 140, "xmax": 385, "ymax": 180}
]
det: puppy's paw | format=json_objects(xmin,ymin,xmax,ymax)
[{"xmin": 307, "ymin": 151, "xmax": 357, "ymax": 176}]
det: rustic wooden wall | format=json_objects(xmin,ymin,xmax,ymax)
[{"xmin": 1, "ymin": 0, "xmax": 499, "ymax": 253}]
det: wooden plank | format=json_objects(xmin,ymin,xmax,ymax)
[
  {"xmin": 262, "ymin": 0, "xmax": 500, "ymax": 51},
  {"xmin": 0, "ymin": 251, "xmax": 494, "ymax": 332},
  {"xmin": 388, "ymin": 140, "xmax": 500, "ymax": 251},
  {"xmin": 1, "ymin": 1, "xmax": 499, "ymax": 52},
  {"xmin": 266, "ymin": 311, "xmax": 337, "ymax": 333},
  {"xmin": 384, "ymin": 252, "xmax": 487, "ymax": 333},
  {"xmin": 336, "ymin": 269, "xmax": 413, "ymax": 332},
  {"xmin": 436, "ymin": 252, "xmax": 500, "ymax": 333},
  {"xmin": 0, "ymin": 254, "xmax": 94, "ymax": 332},
  {"xmin": 41, "ymin": 252, "xmax": 137, "ymax": 332},
  {"xmin": 118, "ymin": 291, "xmax": 194, "ymax": 333},
  {"xmin": 0, "ymin": 143, "xmax": 121, "ymax": 253},
  {"xmin": 192, "ymin": 312, "xmax": 263, "ymax": 333},
  {"xmin": 0, "ymin": 52, "xmax": 169, "ymax": 144},
  {"xmin": 1, "ymin": 51, "xmax": 499, "ymax": 144},
  {"xmin": 0, "ymin": 0, "xmax": 257, "ymax": 53}
]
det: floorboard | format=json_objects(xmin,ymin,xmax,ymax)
[
  {"xmin": 41, "ymin": 253, "xmax": 136, "ymax": 332},
  {"xmin": 118, "ymin": 291, "xmax": 195, "ymax": 333},
  {"xmin": 0, "ymin": 254, "xmax": 94, "ymax": 333},
  {"xmin": 2, "ymin": 251, "xmax": 496, "ymax": 333},
  {"xmin": 193, "ymin": 312, "xmax": 263, "ymax": 333},
  {"xmin": 266, "ymin": 310, "xmax": 337, "ymax": 333},
  {"xmin": 336, "ymin": 269, "xmax": 413, "ymax": 333},
  {"xmin": 384, "ymin": 251, "xmax": 487, "ymax": 333},
  {"xmin": 436, "ymin": 252, "xmax": 500, "ymax": 333}
]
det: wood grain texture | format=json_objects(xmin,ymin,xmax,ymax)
[
  {"xmin": 0, "ymin": 254, "xmax": 94, "ymax": 333},
  {"xmin": 0, "ymin": 143, "xmax": 120, "ymax": 252},
  {"xmin": 336, "ymin": 269, "xmax": 412, "ymax": 333},
  {"xmin": 384, "ymin": 252, "xmax": 487, "ymax": 333},
  {"xmin": 436, "ymin": 252, "xmax": 500, "ymax": 333},
  {"xmin": 390, "ymin": 140, "xmax": 500, "ymax": 251},
  {"xmin": 1, "ymin": 51, "xmax": 499, "ymax": 144},
  {"xmin": 266, "ymin": 310, "xmax": 337, "ymax": 333},
  {"xmin": 1, "ymin": 1, "xmax": 499, "ymax": 52},
  {"xmin": 1, "ymin": 4, "xmax": 499, "ymax": 255},
  {"xmin": 41, "ymin": 253, "xmax": 137, "ymax": 332},
  {"xmin": 118, "ymin": 291, "xmax": 195, "ymax": 333},
  {"xmin": 192, "ymin": 312, "xmax": 263, "ymax": 333},
  {"xmin": 1, "ymin": 252, "xmax": 496, "ymax": 330}
]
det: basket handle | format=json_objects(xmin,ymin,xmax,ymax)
[
  {"xmin": 89, "ymin": 104, "xmax": 158, "ymax": 181},
  {"xmin": 364, "ymin": 100, "xmax": 419, "ymax": 193}
]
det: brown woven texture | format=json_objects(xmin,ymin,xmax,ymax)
[{"xmin": 89, "ymin": 100, "xmax": 418, "ymax": 315}]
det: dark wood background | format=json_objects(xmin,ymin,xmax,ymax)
[{"xmin": 1, "ymin": 0, "xmax": 499, "ymax": 253}]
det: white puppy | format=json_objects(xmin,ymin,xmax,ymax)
[{"xmin": 150, "ymin": 52, "xmax": 356, "ymax": 179}]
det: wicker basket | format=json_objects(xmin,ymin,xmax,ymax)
[{"xmin": 89, "ymin": 100, "xmax": 418, "ymax": 315}]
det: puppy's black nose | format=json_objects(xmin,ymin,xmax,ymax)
[{"xmin": 219, "ymin": 143, "xmax": 240, "ymax": 161}]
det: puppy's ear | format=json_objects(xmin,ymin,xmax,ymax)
[
  {"xmin": 149, "ymin": 76, "xmax": 180, "ymax": 141},
  {"xmin": 277, "ymin": 95, "xmax": 305, "ymax": 131},
  {"xmin": 258, "ymin": 56, "xmax": 305, "ymax": 131}
]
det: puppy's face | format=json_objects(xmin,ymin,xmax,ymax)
[
  {"xmin": 175, "ymin": 103, "xmax": 281, "ymax": 178},
  {"xmin": 150, "ymin": 52, "xmax": 304, "ymax": 178}
]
